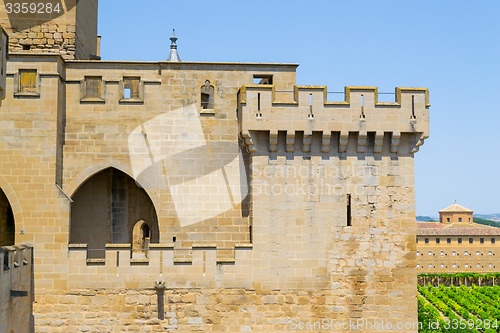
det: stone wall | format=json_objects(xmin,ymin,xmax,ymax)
[
  {"xmin": 34, "ymin": 286, "xmax": 417, "ymax": 333},
  {"xmin": 0, "ymin": 0, "xmax": 97, "ymax": 60},
  {"xmin": 0, "ymin": 244, "xmax": 34, "ymax": 333},
  {"xmin": 74, "ymin": 0, "xmax": 98, "ymax": 60}
]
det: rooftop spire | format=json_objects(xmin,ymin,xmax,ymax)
[{"xmin": 167, "ymin": 29, "xmax": 181, "ymax": 62}]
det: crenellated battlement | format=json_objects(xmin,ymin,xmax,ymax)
[
  {"xmin": 67, "ymin": 243, "xmax": 254, "ymax": 289},
  {"xmin": 0, "ymin": 244, "xmax": 33, "ymax": 332},
  {"xmin": 238, "ymin": 85, "xmax": 429, "ymax": 154}
]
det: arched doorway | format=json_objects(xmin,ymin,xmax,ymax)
[
  {"xmin": 70, "ymin": 168, "xmax": 159, "ymax": 258},
  {"xmin": 132, "ymin": 220, "xmax": 150, "ymax": 259},
  {"xmin": 0, "ymin": 188, "xmax": 14, "ymax": 246}
]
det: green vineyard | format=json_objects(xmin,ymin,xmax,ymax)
[{"xmin": 418, "ymin": 283, "xmax": 500, "ymax": 332}]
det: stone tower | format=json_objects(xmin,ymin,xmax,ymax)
[{"xmin": 0, "ymin": 0, "xmax": 98, "ymax": 60}]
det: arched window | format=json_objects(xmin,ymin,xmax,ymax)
[
  {"xmin": 200, "ymin": 80, "xmax": 214, "ymax": 109},
  {"xmin": 70, "ymin": 168, "xmax": 158, "ymax": 258},
  {"xmin": 0, "ymin": 188, "xmax": 15, "ymax": 246}
]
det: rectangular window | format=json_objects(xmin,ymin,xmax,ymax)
[
  {"xmin": 123, "ymin": 77, "xmax": 140, "ymax": 99},
  {"xmin": 492, "ymin": 238, "xmax": 496, "ymax": 244},
  {"xmin": 480, "ymin": 238, "xmax": 484, "ymax": 244},
  {"xmin": 428, "ymin": 251, "xmax": 432, "ymax": 256},
  {"xmin": 447, "ymin": 217, "xmax": 450, "ymax": 223},
  {"xmin": 440, "ymin": 251, "xmax": 444, "ymax": 256},
  {"xmin": 489, "ymin": 251, "xmax": 492, "ymax": 256},
  {"xmin": 458, "ymin": 238, "xmax": 462, "ymax": 244},
  {"xmin": 452, "ymin": 251, "xmax": 456, "ymax": 256},
  {"xmin": 253, "ymin": 74, "xmax": 273, "ymax": 85},
  {"xmin": 490, "ymin": 263, "xmax": 493, "ymax": 268},
  {"xmin": 459, "ymin": 217, "xmax": 462, "ymax": 222},
  {"xmin": 425, "ymin": 238, "xmax": 429, "ymax": 244},
  {"xmin": 417, "ymin": 264, "xmax": 420, "ymax": 268},
  {"xmin": 428, "ymin": 264, "xmax": 432, "ymax": 268},
  {"xmin": 477, "ymin": 251, "xmax": 480, "ymax": 256},
  {"xmin": 416, "ymin": 251, "xmax": 420, "ymax": 256},
  {"xmin": 436, "ymin": 238, "xmax": 440, "ymax": 244},
  {"xmin": 464, "ymin": 251, "xmax": 468, "ymax": 256},
  {"xmin": 447, "ymin": 238, "xmax": 451, "ymax": 244},
  {"xmin": 465, "ymin": 264, "xmax": 468, "ymax": 268},
  {"xmin": 477, "ymin": 263, "xmax": 480, "ymax": 268},
  {"xmin": 469, "ymin": 238, "xmax": 473, "ymax": 244},
  {"xmin": 85, "ymin": 76, "xmax": 102, "ymax": 99},
  {"xmin": 453, "ymin": 263, "xmax": 456, "ymax": 268},
  {"xmin": 19, "ymin": 69, "xmax": 37, "ymax": 93},
  {"xmin": 440, "ymin": 264, "xmax": 444, "ymax": 268}
]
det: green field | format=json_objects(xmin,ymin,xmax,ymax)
[{"xmin": 418, "ymin": 284, "xmax": 500, "ymax": 332}]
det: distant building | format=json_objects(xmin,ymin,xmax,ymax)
[{"xmin": 417, "ymin": 203, "xmax": 500, "ymax": 273}]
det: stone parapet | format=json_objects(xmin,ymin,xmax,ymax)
[{"xmin": 0, "ymin": 244, "xmax": 33, "ymax": 333}]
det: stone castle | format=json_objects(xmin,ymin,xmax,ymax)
[{"xmin": 0, "ymin": 1, "xmax": 430, "ymax": 332}]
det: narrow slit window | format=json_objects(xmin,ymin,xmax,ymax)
[
  {"xmin": 346, "ymin": 194, "xmax": 351, "ymax": 226},
  {"xmin": 411, "ymin": 95, "xmax": 415, "ymax": 118},
  {"xmin": 19, "ymin": 69, "xmax": 37, "ymax": 93},
  {"xmin": 85, "ymin": 76, "xmax": 102, "ymax": 99},
  {"xmin": 123, "ymin": 77, "xmax": 140, "ymax": 99}
]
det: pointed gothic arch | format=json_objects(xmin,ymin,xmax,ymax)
[
  {"xmin": 69, "ymin": 167, "xmax": 159, "ymax": 258},
  {"xmin": 0, "ymin": 187, "xmax": 15, "ymax": 246}
]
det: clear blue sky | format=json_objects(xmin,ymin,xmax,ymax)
[{"xmin": 98, "ymin": 1, "xmax": 500, "ymax": 217}]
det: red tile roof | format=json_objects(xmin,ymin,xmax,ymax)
[{"xmin": 417, "ymin": 222, "xmax": 500, "ymax": 236}]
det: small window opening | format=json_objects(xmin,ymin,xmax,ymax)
[
  {"xmin": 447, "ymin": 238, "xmax": 451, "ymax": 244},
  {"xmin": 458, "ymin": 238, "xmax": 462, "ymax": 244},
  {"xmin": 85, "ymin": 76, "xmax": 102, "ymax": 99},
  {"xmin": 469, "ymin": 238, "xmax": 473, "ymax": 244},
  {"xmin": 346, "ymin": 194, "xmax": 351, "ymax": 226},
  {"xmin": 22, "ymin": 45, "xmax": 30, "ymax": 51},
  {"xmin": 19, "ymin": 69, "xmax": 37, "ymax": 93},
  {"xmin": 480, "ymin": 238, "xmax": 484, "ymax": 244},
  {"xmin": 447, "ymin": 217, "xmax": 450, "ymax": 223},
  {"xmin": 459, "ymin": 217, "xmax": 462, "ymax": 222},
  {"xmin": 253, "ymin": 75, "xmax": 273, "ymax": 85},
  {"xmin": 492, "ymin": 238, "xmax": 496, "ymax": 244},
  {"xmin": 200, "ymin": 80, "xmax": 214, "ymax": 109},
  {"xmin": 123, "ymin": 77, "xmax": 140, "ymax": 99},
  {"xmin": 424, "ymin": 238, "xmax": 429, "ymax": 244},
  {"xmin": 436, "ymin": 238, "xmax": 440, "ymax": 244}
]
